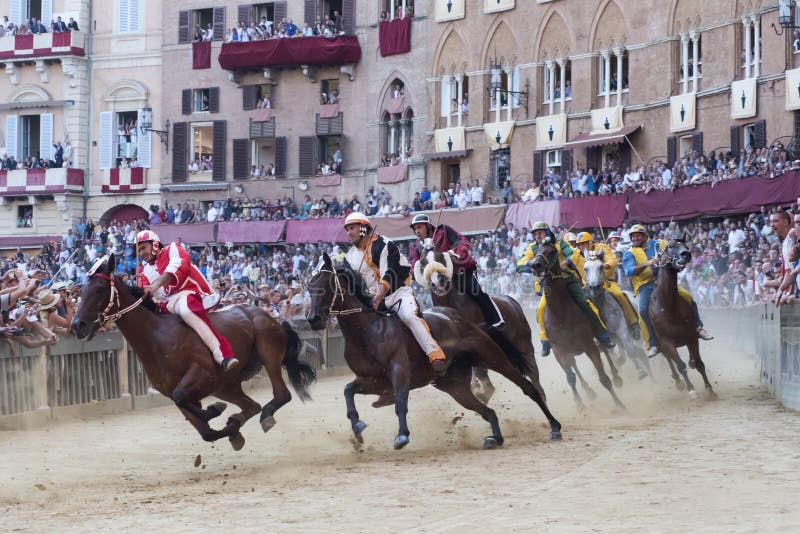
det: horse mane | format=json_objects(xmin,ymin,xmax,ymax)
[
  {"xmin": 335, "ymin": 263, "xmax": 373, "ymax": 310},
  {"xmin": 126, "ymin": 281, "xmax": 161, "ymax": 314}
]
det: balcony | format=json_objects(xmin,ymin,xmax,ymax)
[
  {"xmin": 0, "ymin": 31, "xmax": 85, "ymax": 61},
  {"xmin": 0, "ymin": 168, "xmax": 84, "ymax": 196},
  {"xmin": 218, "ymin": 36, "xmax": 361, "ymax": 71},
  {"xmin": 102, "ymin": 167, "xmax": 145, "ymax": 194}
]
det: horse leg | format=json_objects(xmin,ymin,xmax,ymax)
[
  {"xmin": 687, "ymin": 340, "xmax": 717, "ymax": 400},
  {"xmin": 662, "ymin": 344, "xmax": 696, "ymax": 397},
  {"xmin": 344, "ymin": 377, "xmax": 387, "ymax": 443},
  {"xmin": 662, "ymin": 353, "xmax": 685, "ymax": 390},
  {"xmin": 556, "ymin": 353, "xmax": 585, "ymax": 410},
  {"xmin": 389, "ymin": 362, "xmax": 411, "ymax": 450},
  {"xmin": 177, "ymin": 406, "xmax": 231, "ymax": 444},
  {"xmin": 214, "ymin": 382, "xmax": 263, "ymax": 451},
  {"xmin": 603, "ymin": 348, "xmax": 624, "ymax": 389},
  {"xmin": 470, "ymin": 366, "xmax": 496, "ymax": 405},
  {"xmin": 189, "ymin": 400, "xmax": 227, "ymax": 423},
  {"xmin": 586, "ymin": 346, "xmax": 626, "ymax": 411},
  {"xmin": 170, "ymin": 366, "xmax": 239, "ymax": 442},
  {"xmin": 623, "ymin": 335, "xmax": 650, "ymax": 380},
  {"xmin": 572, "ymin": 361, "xmax": 597, "ymax": 400},
  {"xmin": 257, "ymin": 335, "xmax": 292, "ymax": 433}
]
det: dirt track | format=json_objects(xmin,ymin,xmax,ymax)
[{"xmin": 2, "ymin": 336, "xmax": 800, "ymax": 533}]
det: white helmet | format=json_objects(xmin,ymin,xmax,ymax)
[{"xmin": 343, "ymin": 212, "xmax": 371, "ymax": 228}]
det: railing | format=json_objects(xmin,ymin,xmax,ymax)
[
  {"xmin": 0, "ymin": 31, "xmax": 86, "ymax": 60},
  {"xmin": 102, "ymin": 167, "xmax": 145, "ymax": 193},
  {"xmin": 0, "ymin": 344, "xmax": 38, "ymax": 416},
  {"xmin": 0, "ymin": 168, "xmax": 84, "ymax": 197}
]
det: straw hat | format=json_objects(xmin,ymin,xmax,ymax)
[{"xmin": 37, "ymin": 289, "xmax": 61, "ymax": 310}]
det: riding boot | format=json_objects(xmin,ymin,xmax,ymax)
[
  {"xmin": 540, "ymin": 340, "xmax": 551, "ymax": 357},
  {"xmin": 222, "ymin": 357, "xmax": 240, "ymax": 372},
  {"xmin": 690, "ymin": 299, "xmax": 714, "ymax": 340},
  {"xmin": 467, "ymin": 272, "xmax": 505, "ymax": 328}
]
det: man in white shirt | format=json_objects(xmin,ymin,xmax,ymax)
[
  {"xmin": 206, "ymin": 202, "xmax": 219, "ymax": 223},
  {"xmin": 660, "ymin": 164, "xmax": 673, "ymax": 188},
  {"xmin": 470, "ymin": 180, "xmax": 484, "ymax": 206},
  {"xmin": 727, "ymin": 223, "xmax": 746, "ymax": 254}
]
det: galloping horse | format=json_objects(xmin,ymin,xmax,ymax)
[
  {"xmin": 306, "ymin": 253, "xmax": 562, "ymax": 450},
  {"xmin": 71, "ymin": 254, "xmax": 316, "ymax": 450},
  {"xmin": 583, "ymin": 251, "xmax": 650, "ymax": 380},
  {"xmin": 413, "ymin": 246, "xmax": 546, "ymax": 403},
  {"xmin": 650, "ymin": 240, "xmax": 717, "ymax": 400},
  {"xmin": 530, "ymin": 241, "xmax": 626, "ymax": 411}
]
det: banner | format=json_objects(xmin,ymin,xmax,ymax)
[
  {"xmin": 536, "ymin": 113, "xmax": 567, "ymax": 150},
  {"xmin": 730, "ymin": 77, "xmax": 757, "ymax": 119},
  {"xmin": 435, "ymin": 0, "xmax": 465, "ymax": 22},
  {"xmin": 670, "ymin": 92, "xmax": 696, "ymax": 133},
  {"xmin": 484, "ymin": 0, "xmax": 514, "ymax": 13},
  {"xmin": 483, "ymin": 121, "xmax": 515, "ymax": 150},
  {"xmin": 786, "ymin": 68, "xmax": 800, "ymax": 111},
  {"xmin": 434, "ymin": 126, "xmax": 466, "ymax": 153},
  {"xmin": 590, "ymin": 106, "xmax": 623, "ymax": 134}
]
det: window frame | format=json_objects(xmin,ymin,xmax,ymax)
[
  {"xmin": 193, "ymin": 88, "xmax": 211, "ymax": 113},
  {"xmin": 597, "ymin": 51, "xmax": 630, "ymax": 97},
  {"xmin": 543, "ymin": 60, "xmax": 572, "ymax": 104},
  {"xmin": 189, "ymin": 122, "xmax": 214, "ymax": 169}
]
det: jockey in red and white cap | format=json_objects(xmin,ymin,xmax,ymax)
[{"xmin": 136, "ymin": 230, "xmax": 239, "ymax": 372}]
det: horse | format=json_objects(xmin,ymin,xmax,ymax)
[
  {"xmin": 305, "ymin": 253, "xmax": 562, "ymax": 450},
  {"xmin": 412, "ymin": 246, "xmax": 546, "ymax": 404},
  {"xmin": 70, "ymin": 254, "xmax": 317, "ymax": 450},
  {"xmin": 583, "ymin": 251, "xmax": 651, "ymax": 381},
  {"xmin": 649, "ymin": 240, "xmax": 718, "ymax": 400},
  {"xmin": 530, "ymin": 241, "xmax": 626, "ymax": 411}
]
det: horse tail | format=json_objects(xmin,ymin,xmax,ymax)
[
  {"xmin": 486, "ymin": 328, "xmax": 532, "ymax": 378},
  {"xmin": 280, "ymin": 321, "xmax": 316, "ymax": 401}
]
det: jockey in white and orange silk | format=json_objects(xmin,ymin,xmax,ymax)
[{"xmin": 135, "ymin": 230, "xmax": 239, "ymax": 372}]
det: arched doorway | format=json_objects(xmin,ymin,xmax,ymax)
[{"xmin": 102, "ymin": 204, "xmax": 148, "ymax": 225}]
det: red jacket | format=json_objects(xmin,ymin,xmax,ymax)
[
  {"xmin": 410, "ymin": 224, "xmax": 477, "ymax": 272},
  {"xmin": 139, "ymin": 242, "xmax": 212, "ymax": 300}
]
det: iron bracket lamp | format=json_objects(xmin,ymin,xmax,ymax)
[{"xmin": 139, "ymin": 107, "xmax": 170, "ymax": 153}]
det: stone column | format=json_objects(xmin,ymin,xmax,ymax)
[
  {"xmin": 558, "ymin": 58, "xmax": 566, "ymax": 113},
  {"xmin": 614, "ymin": 47, "xmax": 623, "ymax": 106},
  {"xmin": 504, "ymin": 67, "xmax": 513, "ymax": 122},
  {"xmin": 546, "ymin": 60, "xmax": 555, "ymax": 115},
  {"xmin": 752, "ymin": 16, "xmax": 760, "ymax": 78},
  {"xmin": 690, "ymin": 32, "xmax": 699, "ymax": 92},
  {"xmin": 456, "ymin": 74, "xmax": 464, "ymax": 127},
  {"xmin": 681, "ymin": 34, "xmax": 690, "ymax": 94},
  {"xmin": 442, "ymin": 74, "xmax": 452, "ymax": 128},
  {"xmin": 602, "ymin": 50, "xmax": 611, "ymax": 108},
  {"xmin": 743, "ymin": 18, "xmax": 751, "ymax": 79}
]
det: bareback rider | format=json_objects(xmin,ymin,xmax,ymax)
[
  {"xmin": 342, "ymin": 212, "xmax": 448, "ymax": 373},
  {"xmin": 408, "ymin": 213, "xmax": 505, "ymax": 329},
  {"xmin": 575, "ymin": 231, "xmax": 641, "ymax": 339},
  {"xmin": 516, "ymin": 221, "xmax": 615, "ymax": 357},
  {"xmin": 622, "ymin": 224, "xmax": 712, "ymax": 358},
  {"xmin": 136, "ymin": 230, "xmax": 240, "ymax": 372}
]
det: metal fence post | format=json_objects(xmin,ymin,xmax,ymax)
[
  {"xmin": 118, "ymin": 336, "xmax": 131, "ymax": 408},
  {"xmin": 32, "ymin": 345, "xmax": 49, "ymax": 413}
]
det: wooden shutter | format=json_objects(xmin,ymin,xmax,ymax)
[
  {"xmin": 212, "ymin": 120, "xmax": 227, "ymax": 181},
  {"xmin": 98, "ymin": 111, "xmax": 113, "ymax": 169},
  {"xmin": 242, "ymin": 85, "xmax": 258, "ymax": 110},
  {"xmin": 9, "ymin": 0, "xmax": 20, "ymax": 26},
  {"xmin": 238, "ymin": 4, "xmax": 252, "ymax": 25},
  {"xmin": 532, "ymin": 151, "xmax": 544, "ymax": 184},
  {"xmin": 586, "ymin": 147, "xmax": 601, "ymax": 174},
  {"xmin": 274, "ymin": 1, "xmax": 287, "ymax": 23},
  {"xmin": 560, "ymin": 149, "xmax": 573, "ymax": 176},
  {"xmin": 619, "ymin": 143, "xmax": 631, "ymax": 173},
  {"xmin": 178, "ymin": 10, "xmax": 190, "ymax": 44},
  {"xmin": 754, "ymin": 119, "xmax": 767, "ymax": 150},
  {"xmin": 213, "ymin": 7, "xmax": 226, "ymax": 41},
  {"xmin": 275, "ymin": 136, "xmax": 287, "ymax": 177},
  {"xmin": 691, "ymin": 131, "xmax": 703, "ymax": 154},
  {"xmin": 4, "ymin": 115, "xmax": 17, "ymax": 160},
  {"xmin": 233, "ymin": 138, "xmax": 250, "ymax": 179},
  {"xmin": 41, "ymin": 0, "xmax": 52, "ymax": 27},
  {"xmin": 182, "ymin": 89, "xmax": 191, "ymax": 115},
  {"xmin": 39, "ymin": 112, "xmax": 53, "ymax": 161},
  {"xmin": 128, "ymin": 0, "xmax": 141, "ymax": 32},
  {"xmin": 304, "ymin": 0, "xmax": 318, "ymax": 25},
  {"xmin": 137, "ymin": 108, "xmax": 152, "ymax": 168},
  {"xmin": 730, "ymin": 125, "xmax": 740, "ymax": 157},
  {"xmin": 666, "ymin": 136, "xmax": 677, "ymax": 167},
  {"xmin": 172, "ymin": 122, "xmax": 188, "ymax": 182},
  {"xmin": 795, "ymin": 111, "xmax": 800, "ymax": 141},
  {"xmin": 342, "ymin": 0, "xmax": 354, "ymax": 34},
  {"xmin": 299, "ymin": 136, "xmax": 318, "ymax": 177},
  {"xmin": 209, "ymin": 87, "xmax": 220, "ymax": 113}
]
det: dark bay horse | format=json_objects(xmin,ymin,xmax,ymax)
[
  {"xmin": 70, "ymin": 254, "xmax": 316, "ymax": 450},
  {"xmin": 650, "ymin": 240, "xmax": 717, "ymax": 400},
  {"xmin": 530, "ymin": 242, "xmax": 626, "ymax": 411},
  {"xmin": 413, "ymin": 246, "xmax": 546, "ymax": 403},
  {"xmin": 306, "ymin": 253, "xmax": 562, "ymax": 450}
]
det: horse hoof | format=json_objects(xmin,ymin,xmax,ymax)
[
  {"xmin": 688, "ymin": 390, "xmax": 698, "ymax": 400},
  {"xmin": 482, "ymin": 436, "xmax": 500, "ymax": 450},
  {"xmin": 688, "ymin": 359, "xmax": 697, "ymax": 369},
  {"xmin": 549, "ymin": 431, "xmax": 563, "ymax": 441},
  {"xmin": 613, "ymin": 376, "xmax": 624, "ymax": 388},
  {"xmin": 260, "ymin": 416, "xmax": 276, "ymax": 433},
  {"xmin": 207, "ymin": 401, "xmax": 227, "ymax": 419},
  {"xmin": 394, "ymin": 434, "xmax": 410, "ymax": 450},
  {"xmin": 353, "ymin": 420, "xmax": 367, "ymax": 443},
  {"xmin": 229, "ymin": 432, "xmax": 245, "ymax": 451}
]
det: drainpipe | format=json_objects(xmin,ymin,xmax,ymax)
[{"xmin": 82, "ymin": 0, "xmax": 94, "ymax": 222}]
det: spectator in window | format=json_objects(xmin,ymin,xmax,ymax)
[
  {"xmin": 68, "ymin": 17, "xmax": 79, "ymax": 31},
  {"xmin": 333, "ymin": 11, "xmax": 343, "ymax": 33},
  {"xmin": 52, "ymin": 16, "xmax": 67, "ymax": 32},
  {"xmin": 303, "ymin": 23, "xmax": 313, "ymax": 36},
  {"xmin": 227, "ymin": 27, "xmax": 239, "ymax": 42},
  {"xmin": 380, "ymin": 11, "xmax": 389, "ymax": 22},
  {"xmin": 285, "ymin": 19, "xmax": 297, "ymax": 37}
]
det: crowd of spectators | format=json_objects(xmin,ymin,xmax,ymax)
[
  {"xmin": 0, "ymin": 15, "xmax": 79, "ymax": 36},
  {"xmin": 220, "ymin": 11, "xmax": 346, "ymax": 43},
  {"xmin": 1, "ymin": 140, "xmax": 71, "ymax": 171}
]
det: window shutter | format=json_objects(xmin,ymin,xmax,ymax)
[
  {"xmin": 440, "ymin": 79, "xmax": 450, "ymax": 118},
  {"xmin": 342, "ymin": 0, "xmax": 354, "ymax": 34},
  {"xmin": 209, "ymin": 87, "xmax": 220, "ymax": 113},
  {"xmin": 182, "ymin": 89, "xmax": 191, "ymax": 115},
  {"xmin": 795, "ymin": 110, "xmax": 800, "ymax": 141},
  {"xmin": 238, "ymin": 4, "xmax": 253, "ymax": 25},
  {"xmin": 532, "ymin": 150, "xmax": 544, "ymax": 184},
  {"xmin": 9, "ymin": 0, "xmax": 21, "ymax": 26},
  {"xmin": 586, "ymin": 146, "xmax": 601, "ymax": 173},
  {"xmin": 275, "ymin": 136, "xmax": 287, "ymax": 177},
  {"xmin": 691, "ymin": 131, "xmax": 703, "ymax": 154},
  {"xmin": 4, "ymin": 115, "xmax": 18, "ymax": 160},
  {"xmin": 119, "ymin": 0, "xmax": 130, "ymax": 33},
  {"xmin": 39, "ymin": 113, "xmax": 53, "ymax": 161},
  {"xmin": 666, "ymin": 135, "xmax": 676, "ymax": 167},
  {"xmin": 212, "ymin": 120, "xmax": 227, "ymax": 181},
  {"xmin": 41, "ymin": 0, "xmax": 53, "ymax": 27},
  {"xmin": 233, "ymin": 138, "xmax": 250, "ymax": 179},
  {"xmin": 305, "ymin": 0, "xmax": 318, "ymax": 26},
  {"xmin": 560, "ymin": 149, "xmax": 573, "ymax": 176},
  {"xmin": 730, "ymin": 125, "xmax": 740, "ymax": 157},
  {"xmin": 98, "ymin": 111, "xmax": 114, "ymax": 170},
  {"xmin": 299, "ymin": 136, "xmax": 317, "ymax": 177},
  {"xmin": 172, "ymin": 122, "xmax": 188, "ymax": 182},
  {"xmin": 619, "ymin": 143, "xmax": 631, "ymax": 173},
  {"xmin": 338, "ymin": 136, "xmax": 346, "ymax": 172},
  {"xmin": 137, "ymin": 108, "xmax": 152, "ymax": 168},
  {"xmin": 274, "ymin": 2, "xmax": 287, "ymax": 23},
  {"xmin": 754, "ymin": 119, "xmax": 767, "ymax": 150},
  {"xmin": 213, "ymin": 7, "xmax": 226, "ymax": 41},
  {"xmin": 178, "ymin": 10, "xmax": 190, "ymax": 44},
  {"xmin": 128, "ymin": 0, "xmax": 141, "ymax": 33},
  {"xmin": 242, "ymin": 85, "xmax": 258, "ymax": 110}
]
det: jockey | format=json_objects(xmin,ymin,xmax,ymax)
[
  {"xmin": 516, "ymin": 221, "xmax": 615, "ymax": 357},
  {"xmin": 136, "ymin": 230, "xmax": 239, "ymax": 372},
  {"xmin": 343, "ymin": 212, "xmax": 448, "ymax": 374},
  {"xmin": 562, "ymin": 231, "xmax": 586, "ymax": 282},
  {"xmin": 575, "ymin": 231, "xmax": 641, "ymax": 339},
  {"xmin": 408, "ymin": 213, "xmax": 504, "ymax": 329},
  {"xmin": 622, "ymin": 224, "xmax": 712, "ymax": 358}
]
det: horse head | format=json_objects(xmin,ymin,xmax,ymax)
[
  {"xmin": 413, "ymin": 241, "xmax": 454, "ymax": 297},
  {"xmin": 71, "ymin": 254, "xmax": 118, "ymax": 340},
  {"xmin": 662, "ymin": 239, "xmax": 691, "ymax": 272},
  {"xmin": 306, "ymin": 253, "xmax": 337, "ymax": 330},
  {"xmin": 531, "ymin": 240, "xmax": 559, "ymax": 278},
  {"xmin": 583, "ymin": 249, "xmax": 605, "ymax": 301}
]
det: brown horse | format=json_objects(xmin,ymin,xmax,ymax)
[
  {"xmin": 649, "ymin": 240, "xmax": 717, "ymax": 400},
  {"xmin": 306, "ymin": 253, "xmax": 562, "ymax": 450},
  {"xmin": 530, "ymin": 241, "xmax": 626, "ymax": 411},
  {"xmin": 412, "ymin": 246, "xmax": 546, "ymax": 403},
  {"xmin": 70, "ymin": 254, "xmax": 316, "ymax": 450}
]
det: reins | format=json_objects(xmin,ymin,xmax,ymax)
[
  {"xmin": 89, "ymin": 272, "xmax": 143, "ymax": 327},
  {"xmin": 317, "ymin": 267, "xmax": 400, "ymax": 318}
]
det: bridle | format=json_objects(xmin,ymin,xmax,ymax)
[
  {"xmin": 314, "ymin": 268, "xmax": 363, "ymax": 317},
  {"xmin": 532, "ymin": 244, "xmax": 569, "ymax": 297},
  {"xmin": 88, "ymin": 272, "xmax": 143, "ymax": 327}
]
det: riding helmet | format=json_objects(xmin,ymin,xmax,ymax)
[{"xmin": 409, "ymin": 213, "xmax": 434, "ymax": 230}]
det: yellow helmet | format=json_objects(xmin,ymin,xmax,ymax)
[
  {"xmin": 564, "ymin": 232, "xmax": 577, "ymax": 243},
  {"xmin": 629, "ymin": 224, "xmax": 647, "ymax": 235},
  {"xmin": 531, "ymin": 221, "xmax": 549, "ymax": 231},
  {"xmin": 576, "ymin": 231, "xmax": 593, "ymax": 244}
]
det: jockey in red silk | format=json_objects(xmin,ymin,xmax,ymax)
[
  {"xmin": 136, "ymin": 230, "xmax": 240, "ymax": 372},
  {"xmin": 409, "ymin": 213, "xmax": 505, "ymax": 329}
]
